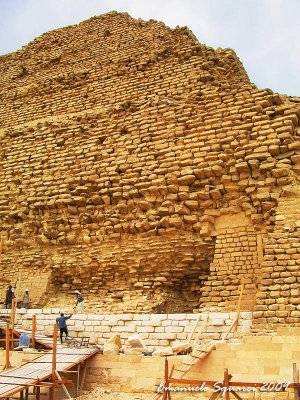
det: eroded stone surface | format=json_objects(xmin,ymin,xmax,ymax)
[{"xmin": 0, "ymin": 12, "xmax": 299, "ymax": 316}]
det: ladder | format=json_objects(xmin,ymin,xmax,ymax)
[{"xmin": 149, "ymin": 314, "xmax": 215, "ymax": 400}]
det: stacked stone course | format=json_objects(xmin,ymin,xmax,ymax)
[
  {"xmin": 0, "ymin": 12, "xmax": 300, "ymax": 317},
  {"xmin": 253, "ymin": 186, "xmax": 300, "ymax": 326},
  {"xmin": 0, "ymin": 309, "xmax": 252, "ymax": 347}
]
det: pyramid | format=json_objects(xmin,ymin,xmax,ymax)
[{"xmin": 0, "ymin": 12, "xmax": 299, "ymax": 320}]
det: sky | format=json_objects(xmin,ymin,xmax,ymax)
[{"xmin": 0, "ymin": 0, "xmax": 299, "ymax": 96}]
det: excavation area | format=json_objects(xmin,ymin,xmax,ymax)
[{"xmin": 0, "ymin": 308, "xmax": 299, "ymax": 400}]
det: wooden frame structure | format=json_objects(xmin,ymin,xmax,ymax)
[
  {"xmin": 0, "ymin": 321, "xmax": 99, "ymax": 399},
  {"xmin": 159, "ymin": 358, "xmax": 300, "ymax": 400}
]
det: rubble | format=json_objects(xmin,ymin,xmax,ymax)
[
  {"xmin": 152, "ymin": 347, "xmax": 173, "ymax": 357},
  {"xmin": 127, "ymin": 333, "xmax": 145, "ymax": 349},
  {"xmin": 103, "ymin": 335, "xmax": 122, "ymax": 355},
  {"xmin": 171, "ymin": 341, "xmax": 192, "ymax": 354}
]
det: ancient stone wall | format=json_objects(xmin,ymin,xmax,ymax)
[
  {"xmin": 84, "ymin": 331, "xmax": 300, "ymax": 394},
  {"xmin": 253, "ymin": 185, "xmax": 300, "ymax": 326},
  {"xmin": 0, "ymin": 12, "xmax": 300, "ymax": 314},
  {"xmin": 0, "ymin": 309, "xmax": 252, "ymax": 346}
]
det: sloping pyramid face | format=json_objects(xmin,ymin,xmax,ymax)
[{"xmin": 0, "ymin": 12, "xmax": 299, "ymax": 315}]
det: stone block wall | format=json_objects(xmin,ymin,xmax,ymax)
[
  {"xmin": 253, "ymin": 186, "xmax": 300, "ymax": 326},
  {"xmin": 186, "ymin": 329, "xmax": 300, "ymax": 392},
  {"xmin": 83, "ymin": 329, "xmax": 300, "ymax": 396},
  {"xmin": 0, "ymin": 12, "xmax": 300, "ymax": 315},
  {"xmin": 84, "ymin": 353, "xmax": 170, "ymax": 394},
  {"xmin": 200, "ymin": 223, "xmax": 267, "ymax": 310},
  {"xmin": 0, "ymin": 13, "xmax": 249, "ymax": 130},
  {"xmin": 1, "ymin": 233, "xmax": 214, "ymax": 312},
  {"xmin": 0, "ymin": 309, "xmax": 252, "ymax": 347}
]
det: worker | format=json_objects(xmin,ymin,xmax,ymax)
[
  {"xmin": 74, "ymin": 290, "xmax": 84, "ymax": 313},
  {"xmin": 5, "ymin": 285, "xmax": 13, "ymax": 309},
  {"xmin": 21, "ymin": 289, "xmax": 30, "ymax": 309},
  {"xmin": 56, "ymin": 312, "xmax": 72, "ymax": 344}
]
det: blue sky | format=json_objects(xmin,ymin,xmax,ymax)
[{"xmin": 0, "ymin": 0, "xmax": 299, "ymax": 96}]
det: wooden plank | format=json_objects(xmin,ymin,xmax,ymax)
[
  {"xmin": 55, "ymin": 370, "xmax": 72, "ymax": 399},
  {"xmin": 32, "ymin": 315, "xmax": 36, "ymax": 349},
  {"xmin": 36, "ymin": 385, "xmax": 41, "ymax": 400},
  {"xmin": 224, "ymin": 368, "xmax": 230, "ymax": 400},
  {"xmin": 293, "ymin": 363, "xmax": 300, "ymax": 400},
  {"xmin": 193, "ymin": 313, "xmax": 208, "ymax": 346},
  {"xmin": 76, "ymin": 364, "xmax": 80, "ymax": 396},
  {"xmin": 0, "ymin": 343, "xmax": 99, "ymax": 398},
  {"xmin": 187, "ymin": 314, "xmax": 201, "ymax": 344},
  {"xmin": 0, "ymin": 323, "xmax": 55, "ymax": 350},
  {"xmin": 50, "ymin": 336, "xmax": 58, "ymax": 400},
  {"xmin": 5, "ymin": 323, "xmax": 10, "ymax": 369},
  {"xmin": 11, "ymin": 299, "xmax": 16, "ymax": 350},
  {"xmin": 164, "ymin": 358, "xmax": 171, "ymax": 400},
  {"xmin": 234, "ymin": 280, "xmax": 244, "ymax": 332},
  {"xmin": 173, "ymin": 341, "xmax": 215, "ymax": 380},
  {"xmin": 231, "ymin": 392, "xmax": 243, "ymax": 400},
  {"xmin": 221, "ymin": 317, "xmax": 238, "ymax": 341}
]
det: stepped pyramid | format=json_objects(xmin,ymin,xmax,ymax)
[{"xmin": 0, "ymin": 12, "xmax": 299, "ymax": 317}]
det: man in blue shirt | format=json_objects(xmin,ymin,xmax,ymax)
[{"xmin": 56, "ymin": 312, "xmax": 72, "ymax": 344}]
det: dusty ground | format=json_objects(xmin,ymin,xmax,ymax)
[
  {"xmin": 75, "ymin": 387, "xmax": 144, "ymax": 399},
  {"xmin": 74, "ymin": 387, "xmax": 206, "ymax": 399},
  {"xmin": 74, "ymin": 386, "xmax": 292, "ymax": 400}
]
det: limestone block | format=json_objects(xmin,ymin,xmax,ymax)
[
  {"xmin": 152, "ymin": 347, "xmax": 173, "ymax": 356},
  {"xmin": 137, "ymin": 326, "xmax": 155, "ymax": 333},
  {"xmin": 93, "ymin": 326, "xmax": 111, "ymax": 333},
  {"xmin": 111, "ymin": 325, "xmax": 136, "ymax": 333},
  {"xmin": 87, "ymin": 314, "xmax": 106, "ymax": 321},
  {"xmin": 171, "ymin": 342, "xmax": 192, "ymax": 354},
  {"xmin": 103, "ymin": 335, "xmax": 122, "ymax": 355},
  {"xmin": 141, "ymin": 320, "xmax": 161, "ymax": 327},
  {"xmin": 133, "ymin": 314, "xmax": 150, "ymax": 321},
  {"xmin": 102, "ymin": 343, "xmax": 120, "ymax": 355},
  {"xmin": 150, "ymin": 314, "xmax": 167, "ymax": 322}
]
